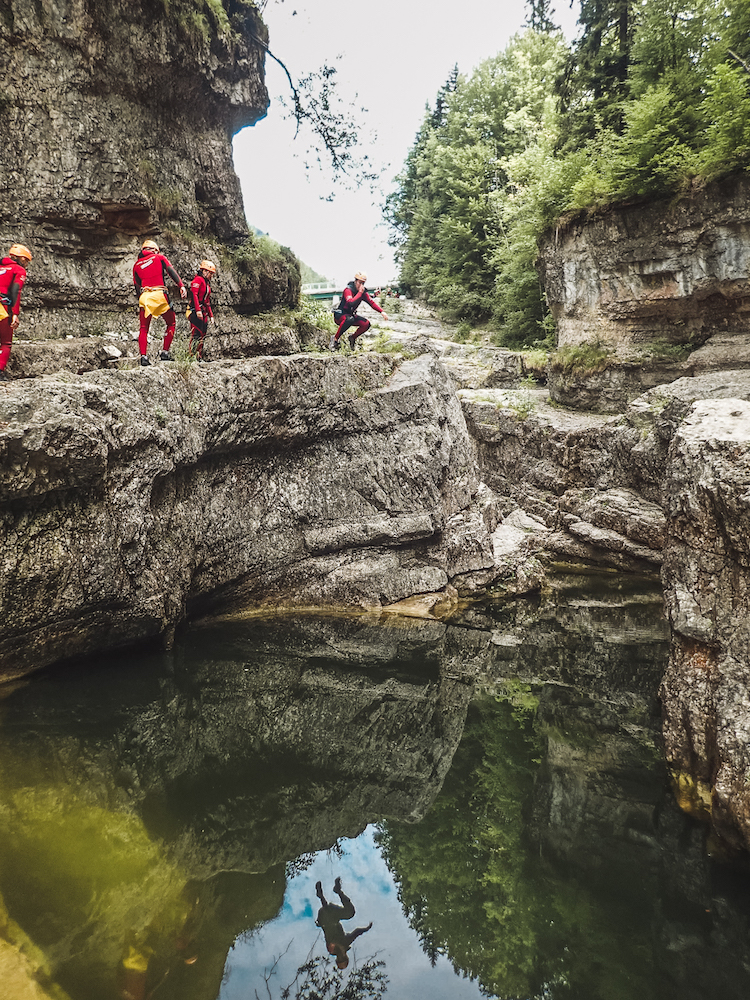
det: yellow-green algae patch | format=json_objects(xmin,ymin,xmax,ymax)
[
  {"xmin": 0, "ymin": 786, "xmax": 189, "ymax": 996},
  {"xmin": 670, "ymin": 769, "xmax": 712, "ymax": 822}
]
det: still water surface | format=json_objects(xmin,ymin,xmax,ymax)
[{"xmin": 2, "ymin": 575, "xmax": 750, "ymax": 1000}]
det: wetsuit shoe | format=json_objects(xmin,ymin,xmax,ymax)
[
  {"xmin": 140, "ymin": 355, "xmax": 151, "ymax": 366},
  {"xmin": 315, "ymin": 881, "xmax": 323, "ymax": 898},
  {"xmin": 348, "ymin": 335, "xmax": 357, "ymax": 350},
  {"xmin": 333, "ymin": 877, "xmax": 342, "ymax": 894},
  {"xmin": 329, "ymin": 335, "xmax": 340, "ymax": 351},
  {"xmin": 159, "ymin": 350, "xmax": 173, "ymax": 361}
]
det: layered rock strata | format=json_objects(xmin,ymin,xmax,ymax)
[
  {"xmin": 660, "ymin": 397, "xmax": 750, "ymax": 852},
  {"xmin": 459, "ymin": 368, "xmax": 750, "ymax": 854},
  {"xmin": 0, "ymin": 0, "xmax": 299, "ymax": 342},
  {"xmin": 539, "ymin": 173, "xmax": 750, "ymax": 353},
  {"xmin": 539, "ymin": 173, "xmax": 750, "ymax": 411},
  {"xmin": 0, "ymin": 352, "xmax": 501, "ymax": 678}
]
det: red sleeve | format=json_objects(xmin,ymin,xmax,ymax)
[
  {"xmin": 10, "ymin": 268, "xmax": 26, "ymax": 314},
  {"xmin": 162, "ymin": 256, "xmax": 184, "ymax": 289},
  {"xmin": 343, "ymin": 286, "xmax": 364, "ymax": 307}
]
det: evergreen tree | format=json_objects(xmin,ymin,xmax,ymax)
[
  {"xmin": 558, "ymin": 0, "xmax": 637, "ymax": 143},
  {"xmin": 525, "ymin": 0, "xmax": 559, "ymax": 33}
]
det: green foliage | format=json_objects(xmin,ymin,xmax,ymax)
[
  {"xmin": 297, "ymin": 295, "xmax": 336, "ymax": 334},
  {"xmin": 154, "ymin": 0, "xmax": 233, "ymax": 45},
  {"xmin": 570, "ymin": 83, "xmax": 700, "ymax": 205},
  {"xmin": 376, "ymin": 694, "xmax": 658, "ymax": 999},
  {"xmin": 387, "ymin": 30, "xmax": 569, "ymax": 344},
  {"xmin": 454, "ymin": 321, "xmax": 473, "ymax": 342},
  {"xmin": 376, "ymin": 696, "xmax": 545, "ymax": 995},
  {"xmin": 263, "ymin": 955, "xmax": 388, "ymax": 1000},
  {"xmin": 549, "ymin": 340, "xmax": 612, "ymax": 375},
  {"xmin": 698, "ymin": 62, "xmax": 750, "ymax": 178},
  {"xmin": 232, "ymin": 233, "xmax": 295, "ymax": 276},
  {"xmin": 639, "ymin": 337, "xmax": 696, "ymax": 361},
  {"xmin": 388, "ymin": 0, "xmax": 750, "ymax": 351}
]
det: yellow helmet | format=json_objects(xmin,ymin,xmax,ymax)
[
  {"xmin": 199, "ymin": 260, "xmax": 216, "ymax": 274},
  {"xmin": 141, "ymin": 239, "xmax": 159, "ymax": 252},
  {"xmin": 354, "ymin": 271, "xmax": 367, "ymax": 282},
  {"xmin": 8, "ymin": 243, "xmax": 32, "ymax": 263}
]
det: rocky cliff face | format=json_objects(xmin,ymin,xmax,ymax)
[
  {"xmin": 0, "ymin": 0, "xmax": 299, "ymax": 341},
  {"xmin": 539, "ymin": 173, "xmax": 750, "ymax": 355},
  {"xmin": 0, "ymin": 352, "xmax": 499, "ymax": 679},
  {"xmin": 536, "ymin": 177, "xmax": 750, "ymax": 851},
  {"xmin": 539, "ymin": 174, "xmax": 750, "ymax": 411},
  {"xmin": 6, "ymin": 315, "xmax": 750, "ymax": 857},
  {"xmin": 659, "ymin": 397, "xmax": 750, "ymax": 852}
]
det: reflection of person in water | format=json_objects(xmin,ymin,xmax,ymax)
[{"xmin": 315, "ymin": 877, "xmax": 373, "ymax": 970}]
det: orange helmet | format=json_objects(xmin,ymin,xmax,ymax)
[
  {"xmin": 9, "ymin": 244, "xmax": 32, "ymax": 263},
  {"xmin": 354, "ymin": 271, "xmax": 367, "ymax": 282},
  {"xmin": 199, "ymin": 260, "xmax": 216, "ymax": 274},
  {"xmin": 141, "ymin": 239, "xmax": 159, "ymax": 252}
]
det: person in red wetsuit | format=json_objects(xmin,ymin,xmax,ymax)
[
  {"xmin": 330, "ymin": 270, "xmax": 388, "ymax": 351},
  {"xmin": 187, "ymin": 259, "xmax": 216, "ymax": 361},
  {"xmin": 315, "ymin": 878, "xmax": 373, "ymax": 970},
  {"xmin": 0, "ymin": 243, "xmax": 32, "ymax": 382},
  {"xmin": 132, "ymin": 239, "xmax": 187, "ymax": 366}
]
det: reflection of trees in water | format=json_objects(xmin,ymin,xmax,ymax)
[
  {"xmin": 254, "ymin": 953, "xmax": 387, "ymax": 1000},
  {"xmin": 376, "ymin": 694, "xmax": 656, "ymax": 1000}
]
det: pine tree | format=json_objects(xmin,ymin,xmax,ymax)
[
  {"xmin": 557, "ymin": 0, "xmax": 636, "ymax": 144},
  {"xmin": 525, "ymin": 0, "xmax": 559, "ymax": 33}
]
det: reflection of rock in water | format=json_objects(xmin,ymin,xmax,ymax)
[
  {"xmin": 0, "ymin": 615, "xmax": 479, "ymax": 1000},
  {"xmin": 525, "ymin": 684, "xmax": 750, "ymax": 998},
  {"xmin": 6, "ymin": 580, "xmax": 750, "ymax": 1000},
  {"xmin": 0, "ymin": 615, "xmax": 480, "ymax": 878}
]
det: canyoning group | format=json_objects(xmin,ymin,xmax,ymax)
[{"xmin": 1, "ymin": 240, "xmax": 392, "ymax": 377}]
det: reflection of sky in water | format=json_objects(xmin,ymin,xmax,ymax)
[{"xmin": 220, "ymin": 826, "xmax": 486, "ymax": 999}]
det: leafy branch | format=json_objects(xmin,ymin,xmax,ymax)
[
  {"xmin": 253, "ymin": 947, "xmax": 388, "ymax": 1000},
  {"xmin": 246, "ymin": 26, "xmax": 381, "ymax": 194}
]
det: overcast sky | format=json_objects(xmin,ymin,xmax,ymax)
[{"xmin": 233, "ymin": 0, "xmax": 579, "ymax": 287}]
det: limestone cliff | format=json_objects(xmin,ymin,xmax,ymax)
[
  {"xmin": 0, "ymin": 0, "xmax": 299, "ymax": 341},
  {"xmin": 540, "ymin": 173, "xmax": 750, "ymax": 355},
  {"xmin": 0, "ymin": 352, "xmax": 498, "ymax": 679},
  {"xmin": 539, "ymin": 174, "xmax": 750, "ymax": 411}
]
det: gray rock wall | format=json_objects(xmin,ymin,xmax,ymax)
[
  {"xmin": 660, "ymin": 397, "xmax": 750, "ymax": 851},
  {"xmin": 539, "ymin": 173, "xmax": 750, "ymax": 354},
  {"xmin": 0, "ymin": 0, "xmax": 300, "ymax": 341},
  {"xmin": 0, "ymin": 353, "xmax": 495, "ymax": 679}
]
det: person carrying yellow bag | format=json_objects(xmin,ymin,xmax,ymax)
[
  {"xmin": 132, "ymin": 239, "xmax": 187, "ymax": 366},
  {"xmin": 0, "ymin": 243, "xmax": 32, "ymax": 382}
]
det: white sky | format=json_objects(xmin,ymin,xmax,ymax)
[{"xmin": 233, "ymin": 0, "xmax": 580, "ymax": 287}]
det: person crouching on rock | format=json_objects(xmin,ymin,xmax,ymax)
[
  {"xmin": 0, "ymin": 243, "xmax": 32, "ymax": 382},
  {"xmin": 330, "ymin": 271, "xmax": 388, "ymax": 351},
  {"xmin": 133, "ymin": 239, "xmax": 187, "ymax": 366},
  {"xmin": 315, "ymin": 877, "xmax": 373, "ymax": 970},
  {"xmin": 188, "ymin": 259, "xmax": 216, "ymax": 361}
]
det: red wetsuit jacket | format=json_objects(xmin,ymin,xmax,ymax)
[
  {"xmin": 336, "ymin": 281, "xmax": 383, "ymax": 318},
  {"xmin": 132, "ymin": 250, "xmax": 184, "ymax": 296},
  {"xmin": 0, "ymin": 257, "xmax": 27, "ymax": 316},
  {"xmin": 189, "ymin": 274, "xmax": 213, "ymax": 319}
]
